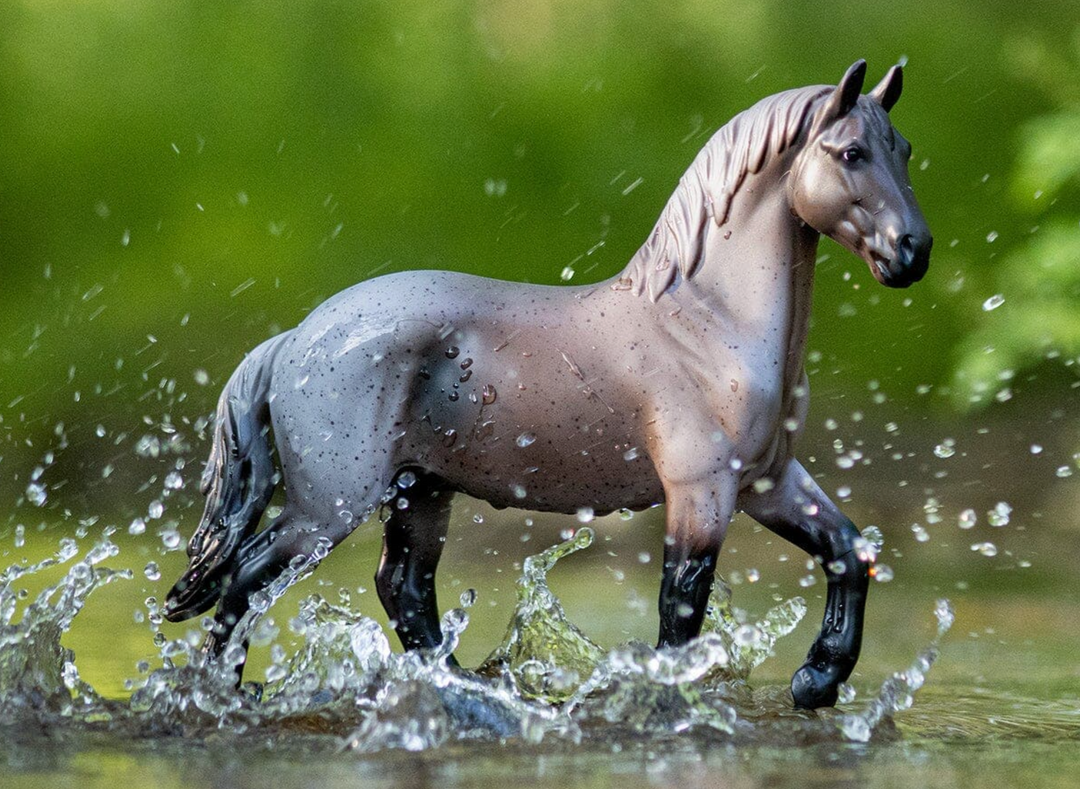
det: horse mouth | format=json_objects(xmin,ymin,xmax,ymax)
[{"xmin": 868, "ymin": 252, "xmax": 926, "ymax": 288}]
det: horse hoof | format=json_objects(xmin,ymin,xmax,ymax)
[{"xmin": 791, "ymin": 664, "xmax": 840, "ymax": 709}]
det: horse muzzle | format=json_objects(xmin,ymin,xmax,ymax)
[{"xmin": 873, "ymin": 232, "xmax": 932, "ymax": 288}]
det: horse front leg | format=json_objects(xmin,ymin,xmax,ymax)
[
  {"xmin": 741, "ymin": 457, "xmax": 870, "ymax": 709},
  {"xmin": 657, "ymin": 475, "xmax": 738, "ymax": 648}
]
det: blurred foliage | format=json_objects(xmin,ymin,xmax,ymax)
[{"xmin": 954, "ymin": 29, "xmax": 1080, "ymax": 406}]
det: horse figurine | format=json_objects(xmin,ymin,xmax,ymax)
[{"xmin": 165, "ymin": 60, "xmax": 931, "ymax": 710}]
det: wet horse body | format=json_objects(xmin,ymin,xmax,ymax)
[{"xmin": 165, "ymin": 61, "xmax": 931, "ymax": 709}]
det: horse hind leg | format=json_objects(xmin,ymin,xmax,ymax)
[
  {"xmin": 203, "ymin": 504, "xmax": 362, "ymax": 675},
  {"xmin": 375, "ymin": 469, "xmax": 451, "ymax": 653}
]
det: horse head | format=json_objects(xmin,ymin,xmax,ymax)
[{"xmin": 790, "ymin": 60, "xmax": 932, "ymax": 288}]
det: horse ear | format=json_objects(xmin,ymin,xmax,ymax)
[
  {"xmin": 869, "ymin": 64, "xmax": 903, "ymax": 112},
  {"xmin": 820, "ymin": 59, "xmax": 867, "ymax": 122}
]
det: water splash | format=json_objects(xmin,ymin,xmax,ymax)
[
  {"xmin": 837, "ymin": 598, "xmax": 954, "ymax": 742},
  {"xmin": 0, "ymin": 530, "xmax": 954, "ymax": 752},
  {"xmin": 0, "ymin": 536, "xmax": 130, "ymax": 720},
  {"xmin": 478, "ymin": 527, "xmax": 604, "ymax": 703}
]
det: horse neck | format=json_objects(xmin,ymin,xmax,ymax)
[{"xmin": 677, "ymin": 175, "xmax": 820, "ymax": 374}]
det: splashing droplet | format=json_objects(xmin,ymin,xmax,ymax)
[
  {"xmin": 982, "ymin": 294, "xmax": 1005, "ymax": 311},
  {"xmin": 933, "ymin": 439, "xmax": 956, "ymax": 459},
  {"xmin": 25, "ymin": 483, "xmax": 46, "ymax": 507},
  {"xmin": 987, "ymin": 501, "xmax": 1011, "ymax": 527},
  {"xmin": 516, "ymin": 432, "xmax": 536, "ymax": 448}
]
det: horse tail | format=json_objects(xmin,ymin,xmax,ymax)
[{"xmin": 163, "ymin": 331, "xmax": 292, "ymax": 622}]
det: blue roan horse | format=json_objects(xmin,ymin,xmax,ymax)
[{"xmin": 165, "ymin": 60, "xmax": 931, "ymax": 710}]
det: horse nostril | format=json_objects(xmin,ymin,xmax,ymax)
[{"xmin": 897, "ymin": 234, "xmax": 916, "ymax": 267}]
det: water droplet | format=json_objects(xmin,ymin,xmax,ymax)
[
  {"xmin": 958, "ymin": 509, "xmax": 977, "ymax": 529},
  {"xmin": 933, "ymin": 439, "xmax": 956, "ymax": 459},
  {"xmin": 148, "ymin": 500, "xmax": 164, "ymax": 519},
  {"xmin": 160, "ymin": 528, "xmax": 182, "ymax": 550},
  {"xmin": 837, "ymin": 683, "xmax": 857, "ymax": 704},
  {"xmin": 746, "ymin": 568, "xmax": 760, "ymax": 583},
  {"xmin": 911, "ymin": 524, "xmax": 930, "ymax": 543},
  {"xmin": 516, "ymin": 432, "xmax": 536, "ymax": 448},
  {"xmin": 576, "ymin": 507, "xmax": 595, "ymax": 523},
  {"xmin": 752, "ymin": 478, "xmax": 774, "ymax": 494},
  {"xmin": 144, "ymin": 562, "xmax": 161, "ymax": 581},
  {"xmin": 1030, "ymin": 444, "xmax": 1043, "ymax": 455},
  {"xmin": 798, "ymin": 574, "xmax": 816, "ymax": 588},
  {"xmin": 459, "ymin": 588, "xmax": 477, "ymax": 608},
  {"xmin": 445, "ymin": 346, "xmax": 459, "ymax": 359},
  {"xmin": 164, "ymin": 471, "xmax": 183, "ymax": 490},
  {"xmin": 395, "ymin": 497, "xmax": 409, "ymax": 510},
  {"xmin": 25, "ymin": 482, "xmax": 46, "ymax": 507},
  {"xmin": 986, "ymin": 230, "xmax": 998, "ymax": 243},
  {"xmin": 1056, "ymin": 465, "xmax": 1073, "ymax": 478},
  {"xmin": 638, "ymin": 551, "xmax": 650, "ymax": 563},
  {"xmin": 194, "ymin": 368, "xmax": 210, "ymax": 386},
  {"xmin": 970, "ymin": 541, "xmax": 998, "ymax": 557},
  {"xmin": 397, "ymin": 470, "xmax": 417, "ymax": 489},
  {"xmin": 619, "ymin": 508, "xmax": 634, "ymax": 521},
  {"xmin": 481, "ymin": 384, "xmax": 497, "ymax": 404},
  {"xmin": 987, "ymin": 501, "xmax": 1011, "ymax": 527},
  {"xmin": 623, "ymin": 446, "xmax": 639, "ymax": 461},
  {"xmin": 128, "ymin": 518, "xmax": 147, "ymax": 535},
  {"xmin": 14, "ymin": 524, "xmax": 25, "ymax": 548},
  {"xmin": 982, "ymin": 294, "xmax": 1005, "ymax": 311},
  {"xmin": 560, "ymin": 266, "xmax": 575, "ymax": 281},
  {"xmin": 473, "ymin": 513, "xmax": 484, "ymax": 524},
  {"xmin": 872, "ymin": 564, "xmax": 894, "ymax": 582}
]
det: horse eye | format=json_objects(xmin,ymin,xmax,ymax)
[{"xmin": 841, "ymin": 147, "xmax": 863, "ymax": 164}]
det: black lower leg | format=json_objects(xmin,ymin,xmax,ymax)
[
  {"xmin": 657, "ymin": 544, "xmax": 718, "ymax": 648},
  {"xmin": 200, "ymin": 521, "xmax": 309, "ymax": 683},
  {"xmin": 792, "ymin": 545, "xmax": 870, "ymax": 709},
  {"xmin": 376, "ymin": 473, "xmax": 450, "ymax": 652}
]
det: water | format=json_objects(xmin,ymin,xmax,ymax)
[{"xmin": 0, "ymin": 524, "xmax": 985, "ymax": 777}]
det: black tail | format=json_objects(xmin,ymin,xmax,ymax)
[{"xmin": 163, "ymin": 332, "xmax": 291, "ymax": 622}]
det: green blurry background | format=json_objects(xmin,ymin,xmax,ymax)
[{"xmin": 1, "ymin": 0, "xmax": 1078, "ymax": 700}]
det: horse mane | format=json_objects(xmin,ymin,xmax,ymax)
[{"xmin": 624, "ymin": 85, "xmax": 832, "ymax": 301}]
